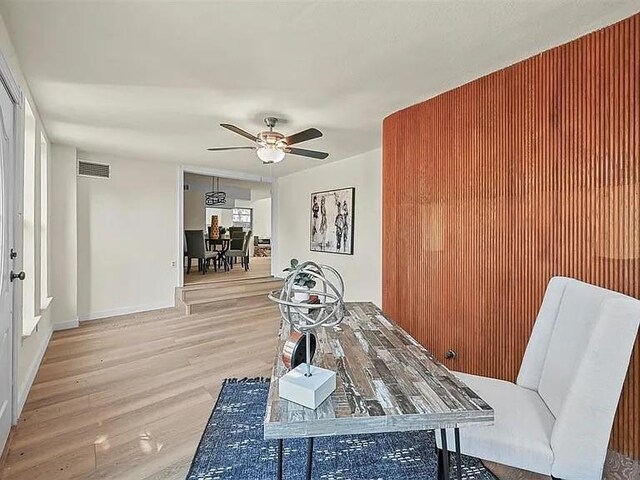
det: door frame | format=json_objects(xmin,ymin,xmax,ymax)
[
  {"xmin": 0, "ymin": 51, "xmax": 24, "ymax": 426},
  {"xmin": 176, "ymin": 165, "xmax": 278, "ymax": 288}
]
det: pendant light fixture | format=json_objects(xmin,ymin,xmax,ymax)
[{"xmin": 205, "ymin": 176, "xmax": 226, "ymax": 206}]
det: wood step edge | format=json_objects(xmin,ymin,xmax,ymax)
[
  {"xmin": 183, "ymin": 282, "xmax": 282, "ymax": 297},
  {"xmin": 181, "ymin": 276, "xmax": 282, "ymax": 291},
  {"xmin": 184, "ymin": 290, "xmax": 276, "ymax": 306}
]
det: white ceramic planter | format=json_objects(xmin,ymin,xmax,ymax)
[
  {"xmin": 293, "ymin": 286, "xmax": 311, "ymax": 303},
  {"xmin": 293, "ymin": 286, "xmax": 311, "ymax": 314}
]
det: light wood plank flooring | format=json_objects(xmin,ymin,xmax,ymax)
[
  {"xmin": 183, "ymin": 256, "xmax": 271, "ymax": 286},
  {"xmin": 1, "ymin": 291, "xmax": 635, "ymax": 479},
  {"xmin": 1, "ymin": 299, "xmax": 280, "ymax": 480}
]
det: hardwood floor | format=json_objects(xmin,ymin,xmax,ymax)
[
  {"xmin": 1, "ymin": 299, "xmax": 280, "ymax": 479},
  {"xmin": 1, "ymin": 283, "xmax": 636, "ymax": 479},
  {"xmin": 183, "ymin": 256, "xmax": 271, "ymax": 286}
]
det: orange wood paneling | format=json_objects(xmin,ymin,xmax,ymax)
[{"xmin": 383, "ymin": 13, "xmax": 640, "ymax": 459}]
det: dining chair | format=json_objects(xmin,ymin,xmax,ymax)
[
  {"xmin": 226, "ymin": 230, "xmax": 252, "ymax": 271},
  {"xmin": 437, "ymin": 277, "xmax": 640, "ymax": 480},
  {"xmin": 228, "ymin": 229, "xmax": 245, "ymax": 264},
  {"xmin": 184, "ymin": 230, "xmax": 217, "ymax": 274},
  {"xmin": 183, "ymin": 232, "xmax": 189, "ymax": 271},
  {"xmin": 228, "ymin": 226, "xmax": 244, "ymax": 239}
]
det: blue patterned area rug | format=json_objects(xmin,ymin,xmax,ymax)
[{"xmin": 187, "ymin": 378, "xmax": 496, "ymax": 480}]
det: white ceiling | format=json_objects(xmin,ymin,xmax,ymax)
[{"xmin": 1, "ymin": 1, "xmax": 638, "ymax": 177}]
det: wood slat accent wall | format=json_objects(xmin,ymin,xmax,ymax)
[{"xmin": 383, "ymin": 14, "xmax": 640, "ymax": 459}]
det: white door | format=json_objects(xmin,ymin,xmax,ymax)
[{"xmin": 0, "ymin": 74, "xmax": 17, "ymax": 453}]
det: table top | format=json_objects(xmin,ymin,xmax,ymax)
[{"xmin": 264, "ymin": 302, "xmax": 494, "ymax": 439}]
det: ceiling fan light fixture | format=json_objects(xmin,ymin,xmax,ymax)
[
  {"xmin": 257, "ymin": 146, "xmax": 285, "ymax": 164},
  {"xmin": 211, "ymin": 118, "xmax": 327, "ymax": 162}
]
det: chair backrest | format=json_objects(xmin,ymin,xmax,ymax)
[
  {"xmin": 184, "ymin": 230, "xmax": 206, "ymax": 258},
  {"xmin": 243, "ymin": 230, "xmax": 253, "ymax": 254},
  {"xmin": 229, "ymin": 226, "xmax": 243, "ymax": 238},
  {"xmin": 229, "ymin": 236, "xmax": 244, "ymax": 250},
  {"xmin": 517, "ymin": 277, "xmax": 640, "ymax": 479}
]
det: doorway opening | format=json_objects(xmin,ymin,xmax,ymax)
[{"xmin": 180, "ymin": 170, "xmax": 275, "ymax": 286}]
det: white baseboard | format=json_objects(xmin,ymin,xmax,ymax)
[
  {"xmin": 17, "ymin": 327, "xmax": 53, "ymax": 417},
  {"xmin": 53, "ymin": 318, "xmax": 79, "ymax": 331},
  {"xmin": 78, "ymin": 302, "xmax": 174, "ymax": 322}
]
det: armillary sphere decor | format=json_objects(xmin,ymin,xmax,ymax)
[
  {"xmin": 205, "ymin": 176, "xmax": 226, "ymax": 206},
  {"xmin": 268, "ymin": 260, "xmax": 345, "ymax": 409}
]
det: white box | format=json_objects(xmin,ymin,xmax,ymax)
[{"xmin": 278, "ymin": 364, "xmax": 336, "ymax": 409}]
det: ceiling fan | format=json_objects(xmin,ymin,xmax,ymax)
[{"xmin": 208, "ymin": 117, "xmax": 329, "ymax": 164}]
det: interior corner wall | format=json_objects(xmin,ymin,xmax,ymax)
[
  {"xmin": 76, "ymin": 156, "xmax": 178, "ymax": 320},
  {"xmin": 383, "ymin": 13, "xmax": 639, "ymax": 459},
  {"xmin": 275, "ymin": 149, "xmax": 382, "ymax": 306},
  {"xmin": 50, "ymin": 144, "xmax": 78, "ymax": 328}
]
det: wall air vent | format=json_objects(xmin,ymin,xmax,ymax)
[{"xmin": 77, "ymin": 160, "xmax": 110, "ymax": 179}]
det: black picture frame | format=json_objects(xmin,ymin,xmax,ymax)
[{"xmin": 309, "ymin": 187, "xmax": 355, "ymax": 255}]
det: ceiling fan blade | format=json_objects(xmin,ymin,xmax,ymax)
[
  {"xmin": 220, "ymin": 123, "xmax": 258, "ymax": 142},
  {"xmin": 207, "ymin": 146, "xmax": 256, "ymax": 151},
  {"xmin": 284, "ymin": 128, "xmax": 323, "ymax": 146},
  {"xmin": 285, "ymin": 147, "xmax": 329, "ymax": 160}
]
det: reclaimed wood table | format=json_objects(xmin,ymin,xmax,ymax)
[{"xmin": 264, "ymin": 302, "xmax": 494, "ymax": 480}]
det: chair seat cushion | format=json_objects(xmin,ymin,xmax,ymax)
[{"xmin": 436, "ymin": 372, "xmax": 555, "ymax": 475}]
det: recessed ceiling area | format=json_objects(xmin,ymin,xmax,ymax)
[{"xmin": 1, "ymin": 1, "xmax": 638, "ymax": 176}]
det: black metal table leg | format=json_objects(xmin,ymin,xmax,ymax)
[
  {"xmin": 277, "ymin": 439, "xmax": 283, "ymax": 480},
  {"xmin": 454, "ymin": 428, "xmax": 462, "ymax": 480},
  {"xmin": 440, "ymin": 429, "xmax": 449, "ymax": 479},
  {"xmin": 306, "ymin": 437, "xmax": 314, "ymax": 480}
]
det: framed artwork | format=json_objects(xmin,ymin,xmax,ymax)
[{"xmin": 309, "ymin": 187, "xmax": 355, "ymax": 255}]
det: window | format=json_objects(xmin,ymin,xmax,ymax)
[
  {"xmin": 232, "ymin": 208, "xmax": 252, "ymax": 230},
  {"xmin": 22, "ymin": 100, "xmax": 36, "ymax": 335},
  {"xmin": 40, "ymin": 132, "xmax": 49, "ymax": 308},
  {"xmin": 20, "ymin": 102, "xmax": 50, "ymax": 335}
]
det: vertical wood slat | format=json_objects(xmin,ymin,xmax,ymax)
[{"xmin": 382, "ymin": 13, "xmax": 640, "ymax": 459}]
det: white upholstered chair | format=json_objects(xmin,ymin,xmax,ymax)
[{"xmin": 437, "ymin": 276, "xmax": 640, "ymax": 480}]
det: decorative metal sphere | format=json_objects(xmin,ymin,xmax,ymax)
[{"xmin": 268, "ymin": 261, "xmax": 345, "ymax": 333}]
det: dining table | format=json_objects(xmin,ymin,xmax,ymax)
[{"xmin": 206, "ymin": 236, "xmax": 230, "ymax": 270}]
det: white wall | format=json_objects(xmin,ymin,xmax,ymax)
[
  {"xmin": 50, "ymin": 144, "xmax": 78, "ymax": 329},
  {"xmin": 251, "ymin": 197, "xmax": 271, "ymax": 239},
  {"xmin": 184, "ymin": 189, "xmax": 205, "ymax": 230},
  {"xmin": 77, "ymin": 156, "xmax": 178, "ymax": 320},
  {"xmin": 275, "ymin": 149, "xmax": 382, "ymax": 306}
]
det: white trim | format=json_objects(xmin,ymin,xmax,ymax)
[
  {"xmin": 53, "ymin": 318, "xmax": 79, "ymax": 331},
  {"xmin": 177, "ymin": 164, "xmax": 278, "ymax": 285},
  {"xmin": 40, "ymin": 295, "xmax": 52, "ymax": 312},
  {"xmin": 270, "ymin": 180, "xmax": 278, "ymax": 276},
  {"xmin": 16, "ymin": 326, "xmax": 52, "ymax": 417},
  {"xmin": 21, "ymin": 315, "xmax": 41, "ymax": 338},
  {"xmin": 181, "ymin": 164, "xmax": 275, "ymax": 184},
  {"xmin": 176, "ymin": 165, "xmax": 184, "ymax": 288},
  {"xmin": 78, "ymin": 301, "xmax": 174, "ymax": 322}
]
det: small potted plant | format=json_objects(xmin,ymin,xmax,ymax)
[{"xmin": 284, "ymin": 258, "xmax": 316, "ymax": 303}]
